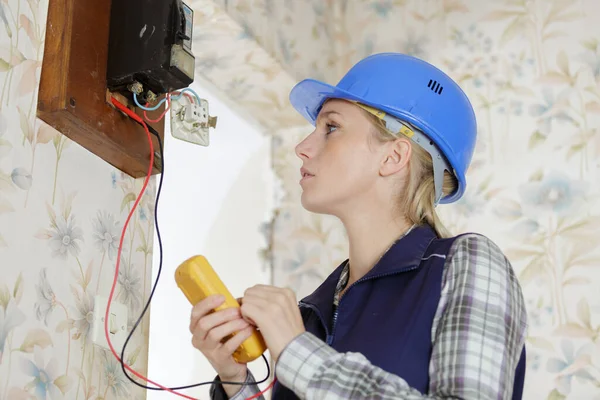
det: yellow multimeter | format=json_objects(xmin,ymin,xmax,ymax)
[{"xmin": 175, "ymin": 255, "xmax": 267, "ymax": 363}]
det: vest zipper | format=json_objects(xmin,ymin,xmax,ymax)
[
  {"xmin": 330, "ymin": 309, "xmax": 339, "ymax": 345},
  {"xmin": 330, "ymin": 265, "xmax": 420, "ymax": 346}
]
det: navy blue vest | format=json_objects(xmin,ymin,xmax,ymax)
[{"xmin": 272, "ymin": 225, "xmax": 526, "ymax": 399}]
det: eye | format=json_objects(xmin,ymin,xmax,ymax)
[{"xmin": 326, "ymin": 124, "xmax": 338, "ymax": 134}]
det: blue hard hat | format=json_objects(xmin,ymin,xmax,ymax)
[{"xmin": 289, "ymin": 52, "xmax": 477, "ymax": 204}]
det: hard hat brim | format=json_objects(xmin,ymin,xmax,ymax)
[
  {"xmin": 289, "ymin": 78, "xmax": 466, "ymax": 204},
  {"xmin": 289, "ymin": 78, "xmax": 369, "ymax": 125}
]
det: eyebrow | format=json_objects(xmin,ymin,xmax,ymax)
[{"xmin": 316, "ymin": 110, "xmax": 343, "ymax": 122}]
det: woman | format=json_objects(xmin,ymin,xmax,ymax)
[{"xmin": 189, "ymin": 53, "xmax": 528, "ymax": 400}]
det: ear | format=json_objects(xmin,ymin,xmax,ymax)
[{"xmin": 379, "ymin": 138, "xmax": 411, "ymax": 177}]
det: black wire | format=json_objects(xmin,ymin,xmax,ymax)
[{"xmin": 119, "ymin": 122, "xmax": 271, "ymax": 391}]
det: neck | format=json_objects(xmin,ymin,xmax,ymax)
[{"xmin": 339, "ymin": 208, "xmax": 412, "ymax": 286}]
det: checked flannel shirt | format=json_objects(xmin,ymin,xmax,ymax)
[{"xmin": 225, "ymin": 234, "xmax": 527, "ymax": 400}]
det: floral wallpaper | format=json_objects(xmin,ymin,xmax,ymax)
[
  {"xmin": 1, "ymin": 0, "xmax": 154, "ymax": 399},
  {"xmin": 4, "ymin": 0, "xmax": 596, "ymax": 397},
  {"xmin": 190, "ymin": 0, "xmax": 600, "ymax": 398}
]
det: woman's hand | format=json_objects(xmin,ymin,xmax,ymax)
[
  {"xmin": 189, "ymin": 294, "xmax": 253, "ymax": 396},
  {"xmin": 240, "ymin": 285, "xmax": 306, "ymax": 362}
]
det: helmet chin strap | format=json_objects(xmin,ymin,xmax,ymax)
[{"xmin": 353, "ymin": 102, "xmax": 452, "ymax": 206}]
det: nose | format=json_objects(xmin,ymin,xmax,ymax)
[{"xmin": 295, "ymin": 131, "xmax": 316, "ymax": 160}]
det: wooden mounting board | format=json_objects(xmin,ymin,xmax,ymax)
[{"xmin": 37, "ymin": 0, "xmax": 165, "ymax": 177}]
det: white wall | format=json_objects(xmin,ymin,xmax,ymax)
[{"xmin": 147, "ymin": 79, "xmax": 273, "ymax": 399}]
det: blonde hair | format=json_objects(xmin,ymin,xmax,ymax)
[{"xmin": 365, "ymin": 112, "xmax": 458, "ymax": 238}]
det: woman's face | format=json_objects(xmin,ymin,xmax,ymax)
[{"xmin": 295, "ymin": 99, "xmax": 408, "ymax": 217}]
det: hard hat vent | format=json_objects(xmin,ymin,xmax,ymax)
[{"xmin": 427, "ymin": 79, "xmax": 444, "ymax": 95}]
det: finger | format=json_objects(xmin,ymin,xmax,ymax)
[
  {"xmin": 192, "ymin": 307, "xmax": 242, "ymax": 341},
  {"xmin": 240, "ymin": 301, "xmax": 268, "ymax": 326},
  {"xmin": 206, "ymin": 318, "xmax": 250, "ymax": 347},
  {"xmin": 222, "ymin": 326, "xmax": 254, "ymax": 355},
  {"xmin": 243, "ymin": 286, "xmax": 276, "ymax": 301},
  {"xmin": 189, "ymin": 295, "xmax": 225, "ymax": 333},
  {"xmin": 245, "ymin": 284, "xmax": 280, "ymax": 294},
  {"xmin": 282, "ymin": 287, "xmax": 297, "ymax": 304},
  {"xmin": 245, "ymin": 285, "xmax": 295, "ymax": 303},
  {"xmin": 245, "ymin": 287, "xmax": 293, "ymax": 310}
]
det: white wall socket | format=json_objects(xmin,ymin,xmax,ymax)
[{"xmin": 92, "ymin": 295, "xmax": 128, "ymax": 353}]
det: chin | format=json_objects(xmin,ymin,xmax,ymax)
[{"xmin": 300, "ymin": 192, "xmax": 336, "ymax": 215}]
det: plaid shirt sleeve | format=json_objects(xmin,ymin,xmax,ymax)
[
  {"xmin": 226, "ymin": 370, "xmax": 263, "ymax": 400},
  {"xmin": 275, "ymin": 234, "xmax": 528, "ymax": 399}
]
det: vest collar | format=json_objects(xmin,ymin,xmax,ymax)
[{"xmin": 300, "ymin": 224, "xmax": 437, "ymax": 323}]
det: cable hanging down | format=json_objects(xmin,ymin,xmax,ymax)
[{"xmin": 107, "ymin": 97, "xmax": 275, "ymax": 400}]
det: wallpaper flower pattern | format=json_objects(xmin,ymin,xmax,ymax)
[
  {"xmin": 1, "ymin": 0, "xmax": 154, "ymax": 399},
  {"xmin": 2, "ymin": 0, "xmax": 598, "ymax": 398},
  {"xmin": 189, "ymin": 0, "xmax": 600, "ymax": 398}
]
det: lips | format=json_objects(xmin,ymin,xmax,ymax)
[
  {"xmin": 300, "ymin": 167, "xmax": 314, "ymax": 178},
  {"xmin": 300, "ymin": 167, "xmax": 315, "ymax": 183}
]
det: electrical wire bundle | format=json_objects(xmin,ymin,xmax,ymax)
[{"xmin": 106, "ymin": 93, "xmax": 275, "ymax": 400}]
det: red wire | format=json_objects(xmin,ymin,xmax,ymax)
[
  {"xmin": 144, "ymin": 94, "xmax": 172, "ymax": 123},
  {"xmin": 172, "ymin": 90, "xmax": 195, "ymax": 103},
  {"xmin": 247, "ymin": 378, "xmax": 277, "ymax": 399},
  {"xmin": 109, "ymin": 97, "xmax": 196, "ymax": 399},
  {"xmin": 142, "ymin": 91, "xmax": 194, "ymax": 124},
  {"xmin": 108, "ymin": 97, "xmax": 276, "ymax": 400}
]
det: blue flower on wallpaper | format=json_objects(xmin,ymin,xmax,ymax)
[
  {"xmin": 312, "ymin": 1, "xmax": 325, "ymax": 17},
  {"xmin": 507, "ymin": 52, "xmax": 535, "ymax": 79},
  {"xmin": 92, "ymin": 210, "xmax": 120, "ymax": 261},
  {"xmin": 454, "ymin": 191, "xmax": 485, "ymax": 218},
  {"xmin": 35, "ymin": 269, "xmax": 56, "ymax": 326},
  {"xmin": 529, "ymin": 88, "xmax": 575, "ymax": 135},
  {"xmin": 529, "ymin": 351, "xmax": 542, "ymax": 372},
  {"xmin": 49, "ymin": 215, "xmax": 83, "ymax": 259},
  {"xmin": 546, "ymin": 340, "xmax": 595, "ymax": 395},
  {"xmin": 263, "ymin": 0, "xmax": 274, "ymax": 17},
  {"xmin": 281, "ymin": 242, "xmax": 320, "ymax": 274},
  {"xmin": 101, "ymin": 350, "xmax": 129, "ymax": 397},
  {"xmin": 117, "ymin": 258, "xmax": 142, "ymax": 312},
  {"xmin": 311, "ymin": 2, "xmax": 330, "ymax": 41},
  {"xmin": 73, "ymin": 289, "xmax": 94, "ymax": 341},
  {"xmin": 111, "ymin": 171, "xmax": 117, "ymax": 189},
  {"xmin": 362, "ymin": 36, "xmax": 375, "ymax": 58},
  {"xmin": 278, "ymin": 30, "xmax": 295, "ymax": 64},
  {"xmin": 450, "ymin": 24, "xmax": 492, "ymax": 53},
  {"xmin": 518, "ymin": 171, "xmax": 586, "ymax": 217},
  {"xmin": 526, "ymin": 297, "xmax": 553, "ymax": 328},
  {"xmin": 11, "ymin": 167, "xmax": 33, "ymax": 190},
  {"xmin": 580, "ymin": 47, "xmax": 600, "ymax": 81},
  {"xmin": 138, "ymin": 207, "xmax": 147, "ymax": 221},
  {"xmin": 498, "ymin": 100, "xmax": 523, "ymax": 116},
  {"xmin": 196, "ymin": 54, "xmax": 232, "ymax": 73},
  {"xmin": 370, "ymin": 0, "xmax": 394, "ymax": 18},
  {"xmin": 238, "ymin": 20, "xmax": 255, "ymax": 40},
  {"xmin": 226, "ymin": 77, "xmax": 253, "ymax": 100},
  {"xmin": 20, "ymin": 350, "xmax": 63, "ymax": 400},
  {"xmin": 0, "ymin": 301, "xmax": 26, "ymax": 362},
  {"xmin": 141, "ymin": 185, "xmax": 156, "ymax": 222},
  {"xmin": 396, "ymin": 32, "xmax": 428, "ymax": 59},
  {"xmin": 510, "ymin": 219, "xmax": 541, "ymax": 239},
  {"xmin": 259, "ymin": 221, "xmax": 273, "ymax": 243}
]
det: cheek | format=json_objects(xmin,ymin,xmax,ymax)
[{"xmin": 301, "ymin": 142, "xmax": 377, "ymax": 211}]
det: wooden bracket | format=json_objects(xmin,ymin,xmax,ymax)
[{"xmin": 37, "ymin": 0, "xmax": 165, "ymax": 177}]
